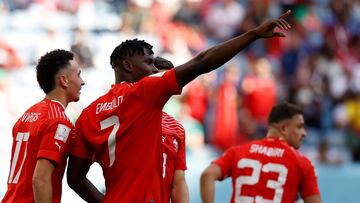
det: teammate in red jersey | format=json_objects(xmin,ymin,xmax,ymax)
[
  {"xmin": 161, "ymin": 112, "xmax": 188, "ymax": 203},
  {"xmin": 155, "ymin": 57, "xmax": 189, "ymax": 203},
  {"xmin": 1, "ymin": 49, "xmax": 84, "ymax": 203},
  {"xmin": 200, "ymin": 102, "xmax": 321, "ymax": 203},
  {"xmin": 67, "ymin": 11, "xmax": 292, "ymax": 203}
]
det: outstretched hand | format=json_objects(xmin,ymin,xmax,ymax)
[{"xmin": 254, "ymin": 10, "xmax": 292, "ymax": 38}]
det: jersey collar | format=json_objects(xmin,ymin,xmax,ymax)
[{"xmin": 43, "ymin": 98, "xmax": 65, "ymax": 110}]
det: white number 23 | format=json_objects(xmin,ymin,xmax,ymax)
[{"xmin": 235, "ymin": 158, "xmax": 288, "ymax": 203}]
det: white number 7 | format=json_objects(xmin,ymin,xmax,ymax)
[{"xmin": 100, "ymin": 116, "xmax": 120, "ymax": 167}]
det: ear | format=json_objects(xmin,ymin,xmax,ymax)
[
  {"xmin": 279, "ymin": 122, "xmax": 288, "ymax": 135},
  {"xmin": 59, "ymin": 74, "xmax": 68, "ymax": 88},
  {"xmin": 122, "ymin": 60, "xmax": 133, "ymax": 73}
]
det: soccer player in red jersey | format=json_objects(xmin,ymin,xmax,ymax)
[
  {"xmin": 200, "ymin": 102, "xmax": 322, "ymax": 203},
  {"xmin": 67, "ymin": 11, "xmax": 292, "ymax": 203},
  {"xmin": 161, "ymin": 112, "xmax": 189, "ymax": 203},
  {"xmin": 155, "ymin": 57, "xmax": 189, "ymax": 203},
  {"xmin": 1, "ymin": 49, "xmax": 84, "ymax": 203}
]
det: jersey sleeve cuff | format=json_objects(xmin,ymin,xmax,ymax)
[
  {"xmin": 37, "ymin": 150, "xmax": 61, "ymax": 166},
  {"xmin": 167, "ymin": 69, "xmax": 182, "ymax": 95}
]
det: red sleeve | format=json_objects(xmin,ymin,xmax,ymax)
[
  {"xmin": 213, "ymin": 147, "xmax": 236, "ymax": 179},
  {"xmin": 70, "ymin": 118, "xmax": 93, "ymax": 159},
  {"xmin": 37, "ymin": 120, "xmax": 74, "ymax": 165},
  {"xmin": 175, "ymin": 130, "xmax": 187, "ymax": 171},
  {"xmin": 300, "ymin": 156, "xmax": 321, "ymax": 197},
  {"xmin": 140, "ymin": 68, "xmax": 182, "ymax": 108}
]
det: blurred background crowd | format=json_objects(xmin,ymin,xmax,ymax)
[{"xmin": 1, "ymin": 0, "xmax": 360, "ymax": 202}]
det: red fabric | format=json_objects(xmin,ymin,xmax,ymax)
[
  {"xmin": 212, "ymin": 81, "xmax": 238, "ymax": 150},
  {"xmin": 242, "ymin": 75, "xmax": 276, "ymax": 125},
  {"xmin": 72, "ymin": 69, "xmax": 181, "ymax": 203},
  {"xmin": 2, "ymin": 99, "xmax": 75, "ymax": 203},
  {"xmin": 213, "ymin": 138, "xmax": 320, "ymax": 203},
  {"xmin": 185, "ymin": 80, "xmax": 208, "ymax": 123},
  {"xmin": 161, "ymin": 112, "xmax": 187, "ymax": 203}
]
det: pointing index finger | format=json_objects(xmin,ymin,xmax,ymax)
[{"xmin": 278, "ymin": 10, "xmax": 291, "ymax": 19}]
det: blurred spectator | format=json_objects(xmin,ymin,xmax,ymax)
[
  {"xmin": 177, "ymin": 102, "xmax": 205, "ymax": 153},
  {"xmin": 281, "ymin": 31, "xmax": 303, "ymax": 87},
  {"xmin": 35, "ymin": 28, "xmax": 69, "ymax": 61},
  {"xmin": 0, "ymin": 0, "xmax": 360, "ymax": 165},
  {"xmin": 204, "ymin": 0, "xmax": 245, "ymax": 42},
  {"xmin": 211, "ymin": 65, "xmax": 240, "ymax": 151},
  {"xmin": 0, "ymin": 37, "xmax": 23, "ymax": 70},
  {"xmin": 71, "ymin": 28, "xmax": 94, "ymax": 68},
  {"xmin": 119, "ymin": 0, "xmax": 151, "ymax": 34},
  {"xmin": 241, "ymin": 57, "xmax": 276, "ymax": 136},
  {"xmin": 173, "ymin": 0, "xmax": 202, "ymax": 26},
  {"xmin": 316, "ymin": 140, "xmax": 343, "ymax": 165}
]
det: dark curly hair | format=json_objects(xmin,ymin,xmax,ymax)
[
  {"xmin": 110, "ymin": 38, "xmax": 154, "ymax": 69},
  {"xmin": 36, "ymin": 49, "xmax": 74, "ymax": 93},
  {"xmin": 268, "ymin": 102, "xmax": 303, "ymax": 124}
]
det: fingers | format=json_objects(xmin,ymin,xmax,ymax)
[
  {"xmin": 273, "ymin": 32, "xmax": 286, "ymax": 37},
  {"xmin": 276, "ymin": 19, "xmax": 291, "ymax": 30},
  {"xmin": 278, "ymin": 10, "xmax": 291, "ymax": 19}
]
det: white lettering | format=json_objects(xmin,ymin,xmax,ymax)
[
  {"xmin": 249, "ymin": 144, "xmax": 285, "ymax": 158},
  {"xmin": 21, "ymin": 112, "xmax": 40, "ymax": 123},
  {"xmin": 96, "ymin": 96, "xmax": 123, "ymax": 114}
]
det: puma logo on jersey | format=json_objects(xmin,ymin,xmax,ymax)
[{"xmin": 55, "ymin": 142, "xmax": 62, "ymax": 150}]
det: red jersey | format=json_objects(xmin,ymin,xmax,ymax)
[
  {"xmin": 213, "ymin": 137, "xmax": 320, "ymax": 203},
  {"xmin": 161, "ymin": 112, "xmax": 187, "ymax": 203},
  {"xmin": 2, "ymin": 99, "xmax": 75, "ymax": 203},
  {"xmin": 72, "ymin": 69, "xmax": 181, "ymax": 203}
]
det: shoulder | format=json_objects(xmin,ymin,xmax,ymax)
[
  {"xmin": 295, "ymin": 150, "xmax": 315, "ymax": 167},
  {"xmin": 162, "ymin": 112, "xmax": 185, "ymax": 133}
]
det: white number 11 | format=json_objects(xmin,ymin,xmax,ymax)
[{"xmin": 8, "ymin": 132, "xmax": 29, "ymax": 184}]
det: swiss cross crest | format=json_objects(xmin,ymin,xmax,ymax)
[{"xmin": 173, "ymin": 139, "xmax": 178, "ymax": 152}]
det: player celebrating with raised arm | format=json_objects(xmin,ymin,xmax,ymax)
[
  {"xmin": 200, "ymin": 102, "xmax": 321, "ymax": 203},
  {"xmin": 2, "ymin": 50, "xmax": 84, "ymax": 203},
  {"xmin": 67, "ymin": 11, "xmax": 292, "ymax": 203}
]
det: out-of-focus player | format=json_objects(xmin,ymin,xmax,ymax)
[
  {"xmin": 200, "ymin": 102, "xmax": 321, "ymax": 203},
  {"xmin": 155, "ymin": 56, "xmax": 189, "ymax": 203},
  {"xmin": 1, "ymin": 49, "xmax": 84, "ymax": 203},
  {"xmin": 67, "ymin": 11, "xmax": 291, "ymax": 203}
]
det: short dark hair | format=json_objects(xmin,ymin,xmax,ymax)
[
  {"xmin": 268, "ymin": 102, "xmax": 303, "ymax": 124},
  {"xmin": 110, "ymin": 38, "xmax": 154, "ymax": 68},
  {"xmin": 36, "ymin": 49, "xmax": 74, "ymax": 93}
]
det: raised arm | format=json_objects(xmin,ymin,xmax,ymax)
[
  {"xmin": 200, "ymin": 163, "xmax": 223, "ymax": 203},
  {"xmin": 67, "ymin": 155, "xmax": 104, "ymax": 203},
  {"xmin": 174, "ymin": 10, "xmax": 291, "ymax": 88}
]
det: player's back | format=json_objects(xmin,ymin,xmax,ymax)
[
  {"xmin": 161, "ymin": 112, "xmax": 186, "ymax": 203},
  {"xmin": 2, "ymin": 99, "xmax": 73, "ymax": 203},
  {"xmin": 215, "ymin": 137, "xmax": 318, "ymax": 203},
  {"xmin": 76, "ymin": 82, "xmax": 164, "ymax": 202}
]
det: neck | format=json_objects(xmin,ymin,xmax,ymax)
[
  {"xmin": 114, "ymin": 68, "xmax": 138, "ymax": 84},
  {"xmin": 266, "ymin": 127, "xmax": 285, "ymax": 140},
  {"xmin": 45, "ymin": 91, "xmax": 68, "ymax": 108}
]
